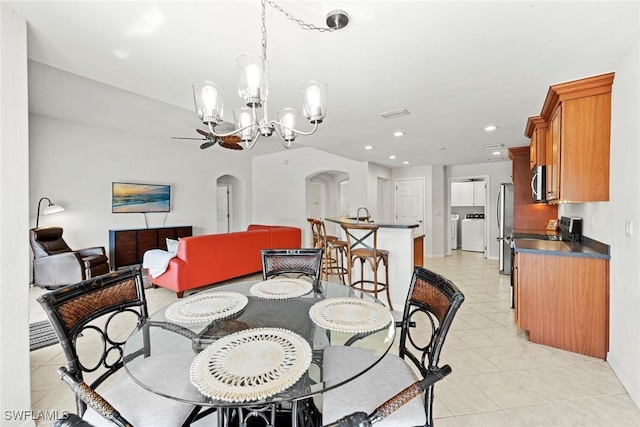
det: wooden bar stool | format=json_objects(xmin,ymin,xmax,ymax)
[
  {"xmin": 308, "ymin": 218, "xmax": 348, "ymax": 284},
  {"xmin": 340, "ymin": 222, "xmax": 392, "ymax": 310}
]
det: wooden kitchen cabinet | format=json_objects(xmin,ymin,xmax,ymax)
[
  {"xmin": 534, "ymin": 73, "xmax": 614, "ymax": 203},
  {"xmin": 514, "ymin": 251, "xmax": 609, "ymax": 359},
  {"xmin": 525, "ymin": 116, "xmax": 547, "ymax": 170},
  {"xmin": 508, "ymin": 146, "xmax": 557, "ymax": 230}
]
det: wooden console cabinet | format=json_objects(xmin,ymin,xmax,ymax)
[{"xmin": 109, "ymin": 226, "xmax": 192, "ymax": 270}]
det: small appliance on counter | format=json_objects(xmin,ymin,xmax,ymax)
[{"xmin": 559, "ymin": 216, "xmax": 583, "ymax": 242}]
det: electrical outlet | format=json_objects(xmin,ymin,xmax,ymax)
[{"xmin": 625, "ymin": 220, "xmax": 633, "ymax": 237}]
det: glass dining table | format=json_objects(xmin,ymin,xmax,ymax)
[{"xmin": 122, "ymin": 278, "xmax": 396, "ymax": 427}]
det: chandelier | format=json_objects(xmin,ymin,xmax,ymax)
[{"xmin": 192, "ymin": 0, "xmax": 349, "ymax": 150}]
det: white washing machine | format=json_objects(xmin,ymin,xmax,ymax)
[
  {"xmin": 461, "ymin": 213, "xmax": 485, "ymax": 252},
  {"xmin": 450, "ymin": 214, "xmax": 459, "ymax": 250}
]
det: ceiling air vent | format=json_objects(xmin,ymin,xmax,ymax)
[{"xmin": 379, "ymin": 108, "xmax": 410, "ymax": 120}]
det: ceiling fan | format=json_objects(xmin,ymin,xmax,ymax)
[{"xmin": 172, "ymin": 123, "xmax": 243, "ymax": 150}]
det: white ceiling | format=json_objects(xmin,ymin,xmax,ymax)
[{"xmin": 7, "ymin": 1, "xmax": 640, "ymax": 167}]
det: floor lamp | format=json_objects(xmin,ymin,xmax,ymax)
[{"xmin": 36, "ymin": 197, "xmax": 65, "ymax": 228}]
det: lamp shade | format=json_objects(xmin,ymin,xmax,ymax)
[
  {"xmin": 42, "ymin": 204, "xmax": 64, "ymax": 215},
  {"xmin": 301, "ymin": 81, "xmax": 327, "ymax": 124},
  {"xmin": 36, "ymin": 197, "xmax": 64, "ymax": 227},
  {"xmin": 237, "ymin": 54, "xmax": 269, "ymax": 108},
  {"xmin": 233, "ymin": 107, "xmax": 258, "ymax": 143},
  {"xmin": 193, "ymin": 81, "xmax": 224, "ymax": 124},
  {"xmin": 277, "ymin": 108, "xmax": 298, "ymax": 142}
]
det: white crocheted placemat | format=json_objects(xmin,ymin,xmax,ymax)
[
  {"xmin": 309, "ymin": 297, "xmax": 392, "ymax": 333},
  {"xmin": 165, "ymin": 291, "xmax": 248, "ymax": 324},
  {"xmin": 190, "ymin": 327, "xmax": 312, "ymax": 402},
  {"xmin": 249, "ymin": 278, "xmax": 313, "ymax": 300}
]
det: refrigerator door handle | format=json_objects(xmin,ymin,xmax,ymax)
[{"xmin": 496, "ymin": 188, "xmax": 502, "ymax": 229}]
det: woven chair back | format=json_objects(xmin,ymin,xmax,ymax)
[{"xmin": 37, "ymin": 266, "xmax": 148, "ymax": 417}]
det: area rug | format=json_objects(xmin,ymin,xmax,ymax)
[{"xmin": 29, "ymin": 320, "xmax": 59, "ymax": 351}]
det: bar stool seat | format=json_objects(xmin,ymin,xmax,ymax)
[{"xmin": 341, "ymin": 222, "xmax": 393, "ymax": 310}]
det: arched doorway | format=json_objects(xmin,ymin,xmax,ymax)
[{"xmin": 305, "ymin": 170, "xmax": 349, "ymax": 245}]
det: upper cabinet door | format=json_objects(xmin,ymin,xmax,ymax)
[{"xmin": 473, "ymin": 181, "xmax": 486, "ymax": 206}]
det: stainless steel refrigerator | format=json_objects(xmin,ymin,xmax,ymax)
[{"xmin": 497, "ymin": 183, "xmax": 514, "ymax": 275}]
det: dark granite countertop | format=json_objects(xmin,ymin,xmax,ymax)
[
  {"xmin": 513, "ymin": 236, "xmax": 610, "ymax": 259},
  {"xmin": 325, "ymin": 217, "xmax": 419, "ymax": 229}
]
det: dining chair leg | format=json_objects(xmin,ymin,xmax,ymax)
[{"xmin": 291, "ymin": 400, "xmax": 298, "ymax": 427}]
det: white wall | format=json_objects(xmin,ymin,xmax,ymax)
[
  {"xmin": 29, "ymin": 114, "xmax": 253, "ymax": 253},
  {"xmin": 448, "ymin": 161, "xmax": 512, "ymax": 260},
  {"xmin": 252, "ymin": 147, "xmax": 369, "ymax": 244},
  {"xmin": 0, "ymin": 5, "xmax": 33, "ymax": 426},
  {"xmin": 561, "ymin": 39, "xmax": 640, "ymax": 408}
]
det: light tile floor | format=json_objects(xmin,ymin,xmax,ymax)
[{"xmin": 29, "ymin": 251, "xmax": 640, "ymax": 426}]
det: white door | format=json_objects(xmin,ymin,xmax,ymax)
[
  {"xmin": 395, "ymin": 178, "xmax": 424, "ymax": 236},
  {"xmin": 216, "ymin": 185, "xmax": 230, "ymax": 233}
]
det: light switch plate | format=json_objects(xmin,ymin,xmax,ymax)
[{"xmin": 625, "ymin": 220, "xmax": 633, "ymax": 237}]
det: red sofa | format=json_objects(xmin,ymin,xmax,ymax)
[{"xmin": 149, "ymin": 225, "xmax": 301, "ymax": 297}]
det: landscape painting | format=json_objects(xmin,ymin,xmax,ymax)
[{"xmin": 112, "ymin": 182, "xmax": 171, "ymax": 213}]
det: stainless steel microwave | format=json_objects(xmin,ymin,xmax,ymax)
[{"xmin": 531, "ymin": 165, "xmax": 546, "ymax": 202}]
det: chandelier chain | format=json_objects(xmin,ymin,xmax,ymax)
[
  {"xmin": 261, "ymin": 0, "xmax": 268, "ymax": 59},
  {"xmin": 266, "ymin": 0, "xmax": 336, "ymax": 33}
]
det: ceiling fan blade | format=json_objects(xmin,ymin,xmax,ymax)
[
  {"xmin": 200, "ymin": 141, "xmax": 216, "ymax": 149},
  {"xmin": 221, "ymin": 135, "xmax": 242, "ymax": 144},
  {"xmin": 196, "ymin": 128, "xmax": 213, "ymax": 138},
  {"xmin": 172, "ymin": 136, "xmax": 206, "ymax": 140},
  {"xmin": 219, "ymin": 140, "xmax": 244, "ymax": 150}
]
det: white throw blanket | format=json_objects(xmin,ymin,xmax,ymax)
[{"xmin": 142, "ymin": 249, "xmax": 177, "ymax": 279}]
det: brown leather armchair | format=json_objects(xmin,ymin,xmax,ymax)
[{"xmin": 30, "ymin": 226, "xmax": 110, "ymax": 289}]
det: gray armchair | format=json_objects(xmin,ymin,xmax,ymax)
[{"xmin": 30, "ymin": 226, "xmax": 109, "ymax": 289}]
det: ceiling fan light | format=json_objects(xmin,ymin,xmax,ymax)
[
  {"xmin": 233, "ymin": 107, "xmax": 258, "ymax": 142},
  {"xmin": 237, "ymin": 54, "xmax": 269, "ymax": 108},
  {"xmin": 301, "ymin": 81, "xmax": 327, "ymax": 124},
  {"xmin": 193, "ymin": 81, "xmax": 224, "ymax": 124}
]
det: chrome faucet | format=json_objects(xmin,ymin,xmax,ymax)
[{"xmin": 356, "ymin": 207, "xmax": 371, "ymax": 223}]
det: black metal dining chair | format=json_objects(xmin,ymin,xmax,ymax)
[
  {"xmin": 321, "ymin": 266, "xmax": 465, "ymax": 426},
  {"xmin": 37, "ymin": 266, "xmax": 202, "ymax": 427}
]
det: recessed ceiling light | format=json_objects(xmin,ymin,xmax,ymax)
[
  {"xmin": 492, "ymin": 151, "xmax": 501, "ymax": 156},
  {"xmin": 393, "ymin": 131, "xmax": 405, "ymax": 137},
  {"xmin": 389, "ymin": 155, "xmax": 396, "ymax": 159},
  {"xmin": 403, "ymin": 161, "xmax": 410, "ymax": 165},
  {"xmin": 484, "ymin": 125, "xmax": 498, "ymax": 131},
  {"xmin": 364, "ymin": 145, "xmax": 374, "ymax": 150}
]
